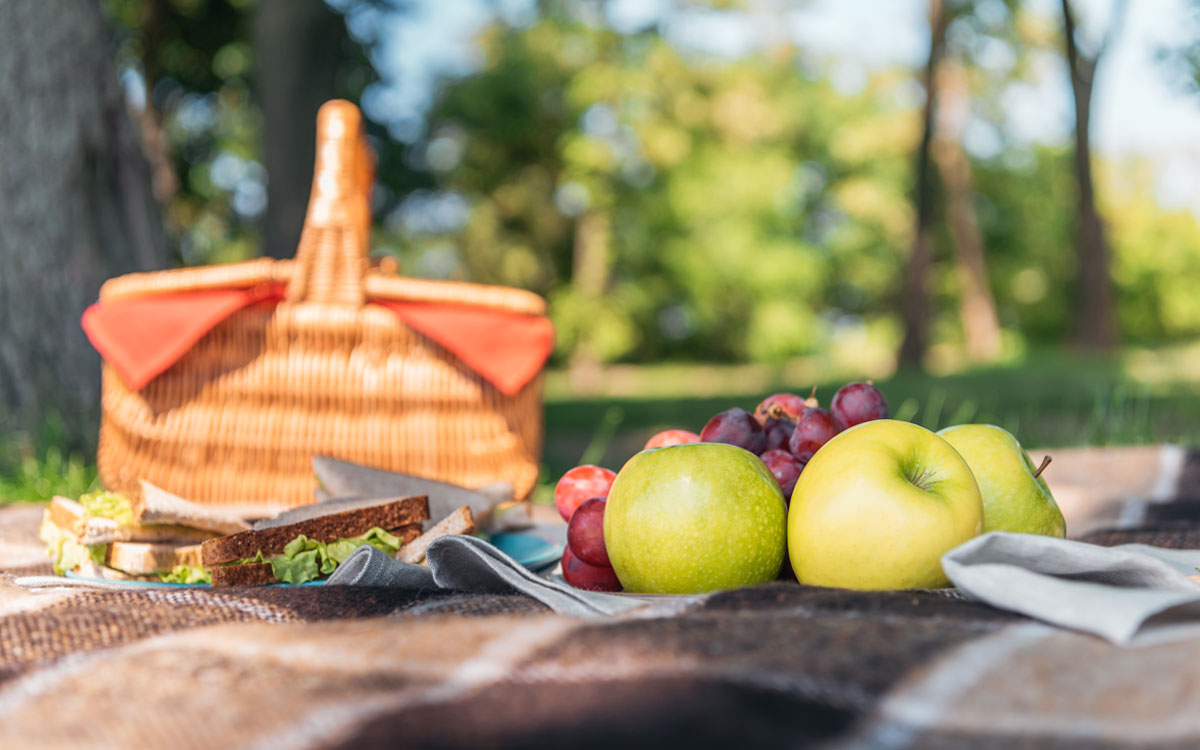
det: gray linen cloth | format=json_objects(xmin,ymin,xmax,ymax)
[
  {"xmin": 326, "ymin": 534, "xmax": 644, "ymax": 617},
  {"xmin": 943, "ymin": 531, "xmax": 1200, "ymax": 644}
]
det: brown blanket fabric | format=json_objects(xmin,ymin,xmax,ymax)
[{"xmin": 5, "ymin": 501, "xmax": 1200, "ymax": 748}]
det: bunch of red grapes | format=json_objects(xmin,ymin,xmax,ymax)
[
  {"xmin": 645, "ymin": 381, "xmax": 889, "ymax": 500},
  {"xmin": 551, "ymin": 381, "xmax": 888, "ymax": 592},
  {"xmin": 554, "ymin": 465, "xmax": 622, "ymax": 592}
]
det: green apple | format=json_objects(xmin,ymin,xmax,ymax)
[
  {"xmin": 603, "ymin": 443, "xmax": 786, "ymax": 594},
  {"xmin": 788, "ymin": 419, "xmax": 983, "ymax": 590},
  {"xmin": 937, "ymin": 424, "xmax": 1066, "ymax": 538}
]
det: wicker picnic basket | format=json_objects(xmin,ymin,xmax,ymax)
[{"xmin": 95, "ymin": 100, "xmax": 546, "ymax": 507}]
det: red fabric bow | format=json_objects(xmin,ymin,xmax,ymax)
[{"xmin": 81, "ymin": 285, "xmax": 554, "ymax": 396}]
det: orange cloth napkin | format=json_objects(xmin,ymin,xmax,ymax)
[
  {"xmin": 373, "ymin": 300, "xmax": 554, "ymax": 397},
  {"xmin": 82, "ymin": 286, "xmax": 553, "ymax": 396}
]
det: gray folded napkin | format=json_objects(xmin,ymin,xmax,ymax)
[
  {"xmin": 942, "ymin": 531, "xmax": 1200, "ymax": 644},
  {"xmin": 326, "ymin": 534, "xmax": 645, "ymax": 617},
  {"xmin": 311, "ymin": 456, "xmax": 515, "ymax": 532}
]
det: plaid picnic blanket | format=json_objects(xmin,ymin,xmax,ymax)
[{"xmin": 5, "ymin": 488, "xmax": 1200, "ymax": 749}]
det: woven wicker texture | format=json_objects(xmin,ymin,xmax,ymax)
[{"xmin": 96, "ymin": 101, "xmax": 545, "ymax": 506}]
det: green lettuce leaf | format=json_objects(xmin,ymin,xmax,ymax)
[
  {"xmin": 79, "ymin": 491, "xmax": 134, "ymax": 525},
  {"xmin": 325, "ymin": 527, "xmax": 403, "ymax": 565},
  {"xmin": 259, "ymin": 527, "xmax": 406, "ymax": 585},
  {"xmin": 160, "ymin": 565, "xmax": 212, "ymax": 584},
  {"xmin": 39, "ymin": 514, "xmax": 106, "ymax": 576},
  {"xmin": 270, "ymin": 546, "xmax": 323, "ymax": 584}
]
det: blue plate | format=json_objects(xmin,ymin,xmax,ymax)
[
  {"xmin": 61, "ymin": 532, "xmax": 563, "ymax": 587},
  {"xmin": 64, "ymin": 571, "xmax": 202, "ymax": 587},
  {"xmin": 489, "ymin": 532, "xmax": 563, "ymax": 571}
]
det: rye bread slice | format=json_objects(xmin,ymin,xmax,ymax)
[
  {"xmin": 250, "ymin": 494, "xmax": 429, "ymax": 531},
  {"xmin": 207, "ymin": 523, "xmax": 424, "ymax": 586},
  {"xmin": 209, "ymin": 562, "xmax": 277, "ymax": 587},
  {"xmin": 201, "ymin": 495, "xmax": 429, "ymax": 566}
]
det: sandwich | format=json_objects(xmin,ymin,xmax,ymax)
[
  {"xmin": 40, "ymin": 481, "xmax": 251, "ymax": 582},
  {"xmin": 203, "ymin": 494, "xmax": 458, "ymax": 585}
]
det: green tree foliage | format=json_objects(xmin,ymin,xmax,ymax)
[
  {"xmin": 100, "ymin": 0, "xmax": 1200, "ymax": 368},
  {"xmin": 391, "ymin": 17, "xmax": 918, "ymax": 365},
  {"xmin": 104, "ymin": 0, "xmax": 263, "ymax": 264},
  {"xmin": 101, "ymin": 0, "xmax": 404, "ymax": 266},
  {"xmin": 1103, "ymin": 162, "xmax": 1200, "ymax": 342},
  {"xmin": 972, "ymin": 147, "xmax": 1076, "ymax": 341}
]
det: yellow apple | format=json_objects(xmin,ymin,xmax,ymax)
[
  {"xmin": 937, "ymin": 424, "xmax": 1066, "ymax": 537},
  {"xmin": 788, "ymin": 419, "xmax": 983, "ymax": 590}
]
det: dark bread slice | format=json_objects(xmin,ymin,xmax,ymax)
[
  {"xmin": 203, "ymin": 497, "xmax": 429, "ymax": 565},
  {"xmin": 251, "ymin": 495, "xmax": 429, "ymax": 530},
  {"xmin": 202, "ymin": 506, "xmax": 432, "ymax": 564},
  {"xmin": 209, "ymin": 562, "xmax": 277, "ymax": 587},
  {"xmin": 207, "ymin": 523, "xmax": 424, "ymax": 586},
  {"xmin": 380, "ymin": 522, "xmax": 423, "ymax": 548},
  {"xmin": 202, "ymin": 495, "xmax": 428, "ymax": 565}
]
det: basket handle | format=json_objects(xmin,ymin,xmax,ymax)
[{"xmin": 286, "ymin": 100, "xmax": 374, "ymax": 306}]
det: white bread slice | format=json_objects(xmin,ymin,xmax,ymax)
[
  {"xmin": 105, "ymin": 542, "xmax": 203, "ymax": 574},
  {"xmin": 73, "ymin": 558, "xmax": 158, "ymax": 582},
  {"xmin": 135, "ymin": 481, "xmax": 251, "ymax": 535},
  {"xmin": 75, "ymin": 518, "xmax": 217, "ymax": 547},
  {"xmin": 396, "ymin": 506, "xmax": 475, "ymax": 564},
  {"xmin": 47, "ymin": 485, "xmax": 247, "ymax": 546},
  {"xmin": 48, "ymin": 496, "xmax": 85, "ymax": 530},
  {"xmin": 51, "ymin": 497, "xmax": 207, "ymax": 546}
]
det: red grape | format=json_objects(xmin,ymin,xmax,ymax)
[
  {"xmin": 561, "ymin": 545, "xmax": 622, "ymax": 592},
  {"xmin": 700, "ymin": 408, "xmax": 766, "ymax": 454},
  {"xmin": 753, "ymin": 392, "xmax": 811, "ymax": 424},
  {"xmin": 554, "ymin": 465, "xmax": 617, "ymax": 521},
  {"xmin": 644, "ymin": 429, "xmax": 701, "ymax": 450},
  {"xmin": 788, "ymin": 407, "xmax": 839, "ymax": 463},
  {"xmin": 762, "ymin": 417, "xmax": 796, "ymax": 453},
  {"xmin": 760, "ymin": 449, "xmax": 804, "ymax": 500},
  {"xmin": 567, "ymin": 497, "xmax": 610, "ymax": 566},
  {"xmin": 831, "ymin": 381, "xmax": 889, "ymax": 430}
]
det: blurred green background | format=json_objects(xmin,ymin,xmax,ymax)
[{"xmin": 4, "ymin": 0, "xmax": 1200, "ymax": 502}]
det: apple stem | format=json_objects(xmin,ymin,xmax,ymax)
[{"xmin": 1033, "ymin": 455, "xmax": 1052, "ymax": 479}]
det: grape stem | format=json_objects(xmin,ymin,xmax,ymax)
[
  {"xmin": 804, "ymin": 385, "xmax": 819, "ymax": 409},
  {"xmin": 1032, "ymin": 455, "xmax": 1052, "ymax": 479}
]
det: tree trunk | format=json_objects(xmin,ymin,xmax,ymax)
[
  {"xmin": 0, "ymin": 1, "xmax": 168, "ymax": 452},
  {"xmin": 567, "ymin": 210, "xmax": 611, "ymax": 394},
  {"xmin": 255, "ymin": 0, "xmax": 344, "ymax": 260},
  {"xmin": 1062, "ymin": 0, "xmax": 1121, "ymax": 351},
  {"xmin": 932, "ymin": 58, "xmax": 1003, "ymax": 362},
  {"xmin": 898, "ymin": 0, "xmax": 947, "ymax": 368}
]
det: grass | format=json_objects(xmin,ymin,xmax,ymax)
[
  {"xmin": 538, "ymin": 346, "xmax": 1200, "ymax": 498},
  {"xmin": 3, "ymin": 346, "xmax": 1200, "ymax": 505},
  {"xmin": 0, "ymin": 443, "xmax": 97, "ymax": 504}
]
